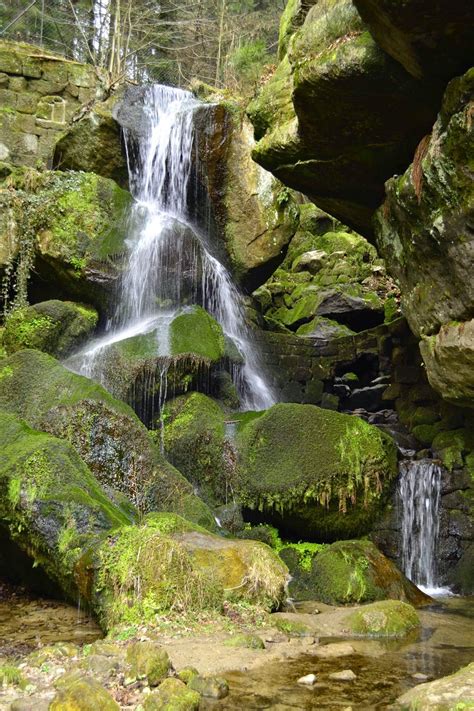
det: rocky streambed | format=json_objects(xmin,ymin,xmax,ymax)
[{"xmin": 0, "ymin": 585, "xmax": 472, "ymax": 710}]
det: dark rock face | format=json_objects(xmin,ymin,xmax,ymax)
[
  {"xmin": 375, "ymin": 69, "xmax": 474, "ymax": 407},
  {"xmin": 353, "ymin": 0, "xmax": 474, "ymax": 81},
  {"xmin": 248, "ymin": 0, "xmax": 448, "ymax": 236}
]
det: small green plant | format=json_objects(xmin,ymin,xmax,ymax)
[{"xmin": 0, "ymin": 664, "xmax": 25, "ymax": 687}]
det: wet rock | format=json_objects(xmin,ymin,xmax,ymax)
[
  {"xmin": 188, "ymin": 675, "xmax": 229, "ymax": 699},
  {"xmin": 177, "ymin": 667, "xmax": 199, "ymax": 685},
  {"xmin": 346, "ymin": 384, "xmax": 387, "ymax": 412},
  {"xmin": 329, "ymin": 670, "xmax": 357, "ymax": 681},
  {"xmin": 394, "ymin": 661, "xmax": 474, "ymax": 710}
]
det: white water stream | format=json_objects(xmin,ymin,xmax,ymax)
[
  {"xmin": 398, "ymin": 459, "xmax": 450, "ymax": 596},
  {"xmin": 68, "ymin": 84, "xmax": 275, "ymax": 412}
]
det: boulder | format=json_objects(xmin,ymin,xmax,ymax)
[
  {"xmin": 0, "ymin": 411, "xmax": 130, "ymax": 599},
  {"xmin": 420, "ymin": 321, "xmax": 474, "ymax": 408},
  {"xmin": 0, "ymin": 166, "xmax": 131, "ymax": 316},
  {"xmin": 144, "ymin": 678, "xmax": 200, "ymax": 710},
  {"xmin": 53, "ymin": 99, "xmax": 128, "ymax": 187},
  {"xmin": 235, "ymin": 403, "xmax": 398, "ymax": 540},
  {"xmin": 2, "ymin": 300, "xmax": 98, "ymax": 357},
  {"xmin": 296, "ymin": 539, "xmax": 430, "ymax": 606},
  {"xmin": 49, "ymin": 677, "xmax": 119, "ymax": 711},
  {"xmin": 194, "ymin": 103, "xmax": 300, "ymax": 288},
  {"xmin": 248, "ymin": 0, "xmax": 442, "ymax": 235},
  {"xmin": 346, "ymin": 600, "xmax": 420, "ymax": 637},
  {"xmin": 353, "ymin": 0, "xmax": 474, "ymax": 81},
  {"xmin": 393, "ymin": 662, "xmax": 474, "ymax": 710},
  {"xmin": 89, "ymin": 513, "xmax": 288, "ymax": 629},
  {"xmin": 0, "ymin": 349, "xmax": 216, "ymax": 529}
]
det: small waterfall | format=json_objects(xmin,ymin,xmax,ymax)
[
  {"xmin": 68, "ymin": 84, "xmax": 275, "ymax": 413},
  {"xmin": 398, "ymin": 459, "xmax": 448, "ymax": 595}
]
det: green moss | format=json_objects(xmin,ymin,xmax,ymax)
[
  {"xmin": 170, "ymin": 307, "xmax": 225, "ymax": 362},
  {"xmin": 126, "ymin": 642, "xmax": 171, "ymax": 686},
  {"xmin": 50, "ymin": 677, "xmax": 120, "ymax": 710},
  {"xmin": 162, "ymin": 393, "xmax": 228, "ymax": 507},
  {"xmin": 347, "ymin": 600, "xmax": 420, "ymax": 637},
  {"xmin": 273, "ymin": 618, "xmax": 310, "ymax": 637},
  {"xmin": 224, "ymin": 633, "xmax": 265, "ymax": 649},
  {"xmin": 144, "ymin": 677, "xmax": 201, "ymax": 710},
  {"xmin": 3, "ymin": 301, "xmax": 98, "ymax": 357},
  {"xmin": 236, "ymin": 403, "xmax": 397, "ymax": 540}
]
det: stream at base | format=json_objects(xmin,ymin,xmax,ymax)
[{"xmin": 1, "ymin": 585, "xmax": 472, "ymax": 710}]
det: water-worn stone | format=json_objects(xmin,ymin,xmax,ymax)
[
  {"xmin": 394, "ymin": 661, "xmax": 474, "ymax": 710},
  {"xmin": 235, "ymin": 403, "xmax": 397, "ymax": 541},
  {"xmin": 346, "ymin": 600, "xmax": 420, "ymax": 637},
  {"xmin": 297, "ymin": 673, "xmax": 317, "ymax": 685},
  {"xmin": 188, "ymin": 675, "xmax": 229, "ymax": 699},
  {"xmin": 329, "ymin": 670, "xmax": 357, "ymax": 681}
]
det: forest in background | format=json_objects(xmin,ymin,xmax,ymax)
[{"xmin": 0, "ymin": 0, "xmax": 284, "ymax": 91}]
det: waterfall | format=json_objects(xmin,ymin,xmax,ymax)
[
  {"xmin": 68, "ymin": 84, "xmax": 275, "ymax": 413},
  {"xmin": 398, "ymin": 459, "xmax": 448, "ymax": 595}
]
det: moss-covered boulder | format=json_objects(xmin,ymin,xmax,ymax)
[
  {"xmin": 144, "ymin": 678, "xmax": 201, "ymax": 710},
  {"xmin": 297, "ymin": 540, "xmax": 429, "ymax": 606},
  {"xmin": 0, "ymin": 349, "xmax": 216, "ymax": 529},
  {"xmin": 353, "ymin": 0, "xmax": 474, "ymax": 81},
  {"xmin": 169, "ymin": 306, "xmax": 225, "ymax": 361},
  {"xmin": 53, "ymin": 99, "xmax": 128, "ymax": 187},
  {"xmin": 394, "ymin": 661, "xmax": 474, "ymax": 710},
  {"xmin": 235, "ymin": 403, "xmax": 398, "ymax": 541},
  {"xmin": 126, "ymin": 642, "xmax": 171, "ymax": 686},
  {"xmin": 2, "ymin": 300, "xmax": 98, "ymax": 357},
  {"xmin": 89, "ymin": 513, "xmax": 288, "ymax": 630},
  {"xmin": 0, "ymin": 411, "xmax": 130, "ymax": 599},
  {"xmin": 194, "ymin": 103, "xmax": 299, "ymax": 288},
  {"xmin": 346, "ymin": 600, "xmax": 420, "ymax": 637},
  {"xmin": 253, "ymin": 206, "xmax": 395, "ymax": 334},
  {"xmin": 50, "ymin": 676, "xmax": 120, "ymax": 710},
  {"xmin": 163, "ymin": 392, "xmax": 231, "ymax": 507},
  {"xmin": 248, "ymin": 0, "xmax": 441, "ymax": 235},
  {"xmin": 0, "ymin": 166, "xmax": 131, "ymax": 316}
]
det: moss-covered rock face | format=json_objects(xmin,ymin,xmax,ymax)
[
  {"xmin": 3, "ymin": 300, "xmax": 98, "ymax": 357},
  {"xmin": 144, "ymin": 678, "xmax": 201, "ymax": 710},
  {"xmin": 376, "ymin": 70, "xmax": 474, "ymax": 407},
  {"xmin": 169, "ymin": 307, "xmax": 225, "ymax": 361},
  {"xmin": 253, "ymin": 204, "xmax": 397, "ymax": 334},
  {"xmin": 235, "ymin": 403, "xmax": 398, "ymax": 541},
  {"xmin": 394, "ymin": 661, "xmax": 474, "ymax": 711},
  {"xmin": 248, "ymin": 0, "xmax": 442, "ymax": 236},
  {"xmin": 353, "ymin": 1, "xmax": 474, "ymax": 81},
  {"xmin": 346, "ymin": 600, "xmax": 420, "ymax": 637},
  {"xmin": 0, "ymin": 166, "xmax": 131, "ymax": 316},
  {"xmin": 0, "ymin": 349, "xmax": 216, "ymax": 529},
  {"xmin": 90, "ymin": 513, "xmax": 288, "ymax": 630},
  {"xmin": 163, "ymin": 393, "xmax": 231, "ymax": 507},
  {"xmin": 194, "ymin": 103, "xmax": 299, "ymax": 288},
  {"xmin": 301, "ymin": 540, "xmax": 429, "ymax": 606},
  {"xmin": 0, "ymin": 411, "xmax": 130, "ymax": 599},
  {"xmin": 53, "ymin": 98, "xmax": 128, "ymax": 187}
]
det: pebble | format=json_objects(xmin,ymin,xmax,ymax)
[
  {"xmin": 412, "ymin": 672, "xmax": 429, "ymax": 681},
  {"xmin": 297, "ymin": 673, "xmax": 317, "ymax": 686},
  {"xmin": 329, "ymin": 669, "xmax": 357, "ymax": 681}
]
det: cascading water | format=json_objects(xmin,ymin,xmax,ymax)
[
  {"xmin": 68, "ymin": 84, "xmax": 275, "ymax": 414},
  {"xmin": 398, "ymin": 459, "xmax": 448, "ymax": 595}
]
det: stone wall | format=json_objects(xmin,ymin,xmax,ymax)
[{"xmin": 0, "ymin": 41, "xmax": 105, "ymax": 168}]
